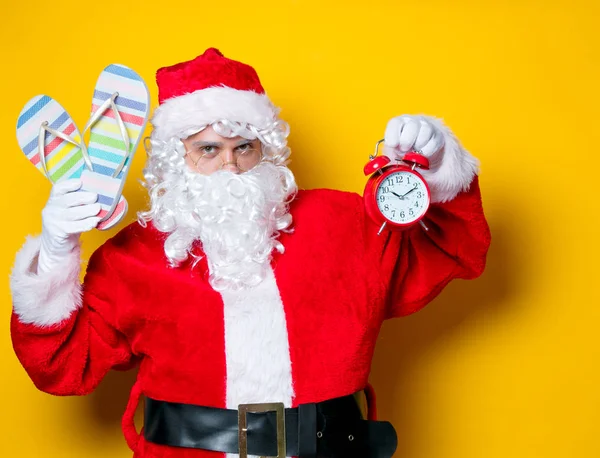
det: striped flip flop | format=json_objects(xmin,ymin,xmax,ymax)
[
  {"xmin": 16, "ymin": 95, "xmax": 128, "ymax": 231},
  {"xmin": 80, "ymin": 64, "xmax": 149, "ymax": 225}
]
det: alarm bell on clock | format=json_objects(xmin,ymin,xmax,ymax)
[{"xmin": 363, "ymin": 139, "xmax": 432, "ymax": 236}]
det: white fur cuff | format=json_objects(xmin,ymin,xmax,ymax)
[
  {"xmin": 419, "ymin": 116, "xmax": 479, "ymax": 203},
  {"xmin": 10, "ymin": 236, "xmax": 82, "ymax": 327}
]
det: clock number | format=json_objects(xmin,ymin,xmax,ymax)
[
  {"xmin": 413, "ymin": 182, "xmax": 418, "ymax": 189},
  {"xmin": 395, "ymin": 175, "xmax": 403, "ymax": 184},
  {"xmin": 407, "ymin": 176, "xmax": 411, "ymax": 185},
  {"xmin": 400, "ymin": 211, "xmax": 405, "ymax": 219},
  {"xmin": 384, "ymin": 204, "xmax": 390, "ymax": 211},
  {"xmin": 387, "ymin": 178, "xmax": 393, "ymax": 187},
  {"xmin": 416, "ymin": 191, "xmax": 422, "ymax": 198},
  {"xmin": 409, "ymin": 208, "xmax": 414, "ymax": 216},
  {"xmin": 382, "ymin": 186, "xmax": 390, "ymax": 194},
  {"xmin": 379, "ymin": 195, "xmax": 385, "ymax": 203},
  {"xmin": 415, "ymin": 201, "xmax": 419, "ymax": 208},
  {"xmin": 391, "ymin": 210, "xmax": 396, "ymax": 218}
]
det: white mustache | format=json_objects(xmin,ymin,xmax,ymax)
[{"xmin": 144, "ymin": 161, "xmax": 297, "ymax": 291}]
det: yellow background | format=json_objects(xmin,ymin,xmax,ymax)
[{"xmin": 1, "ymin": 0, "xmax": 599, "ymax": 457}]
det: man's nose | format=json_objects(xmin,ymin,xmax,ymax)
[
  {"xmin": 221, "ymin": 147, "xmax": 240, "ymax": 173},
  {"xmin": 222, "ymin": 147, "xmax": 235, "ymax": 163}
]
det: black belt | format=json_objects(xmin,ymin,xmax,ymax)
[{"xmin": 144, "ymin": 392, "xmax": 397, "ymax": 458}]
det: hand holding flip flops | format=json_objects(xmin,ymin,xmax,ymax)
[
  {"xmin": 16, "ymin": 64, "xmax": 149, "ymax": 273},
  {"xmin": 16, "ymin": 64, "xmax": 150, "ymax": 232},
  {"xmin": 37, "ymin": 178, "xmax": 102, "ymax": 273}
]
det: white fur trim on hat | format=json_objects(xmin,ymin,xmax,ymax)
[
  {"xmin": 10, "ymin": 236, "xmax": 82, "ymax": 327},
  {"xmin": 419, "ymin": 115, "xmax": 480, "ymax": 203},
  {"xmin": 151, "ymin": 87, "xmax": 278, "ymax": 141}
]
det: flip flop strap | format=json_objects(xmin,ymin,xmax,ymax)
[
  {"xmin": 37, "ymin": 121, "xmax": 84, "ymax": 182},
  {"xmin": 82, "ymin": 92, "xmax": 131, "ymax": 178}
]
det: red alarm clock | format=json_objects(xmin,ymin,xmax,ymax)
[{"xmin": 364, "ymin": 139, "xmax": 431, "ymax": 235}]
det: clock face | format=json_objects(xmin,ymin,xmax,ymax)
[{"xmin": 376, "ymin": 170, "xmax": 430, "ymax": 224}]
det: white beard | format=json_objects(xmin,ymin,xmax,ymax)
[{"xmin": 147, "ymin": 161, "xmax": 296, "ymax": 291}]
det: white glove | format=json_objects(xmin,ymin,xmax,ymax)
[
  {"xmin": 384, "ymin": 114, "xmax": 479, "ymax": 203},
  {"xmin": 384, "ymin": 114, "xmax": 445, "ymax": 164},
  {"xmin": 38, "ymin": 179, "xmax": 102, "ymax": 274}
]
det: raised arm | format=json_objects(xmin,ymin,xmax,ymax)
[
  {"xmin": 9, "ymin": 180, "xmax": 137, "ymax": 395},
  {"xmin": 369, "ymin": 115, "xmax": 491, "ymax": 318}
]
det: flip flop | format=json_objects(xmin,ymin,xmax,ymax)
[
  {"xmin": 16, "ymin": 95, "xmax": 128, "ymax": 230},
  {"xmin": 80, "ymin": 64, "xmax": 149, "ymax": 225}
]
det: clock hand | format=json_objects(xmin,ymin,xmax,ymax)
[
  {"xmin": 391, "ymin": 191, "xmax": 405, "ymax": 200},
  {"xmin": 400, "ymin": 187, "xmax": 417, "ymax": 198}
]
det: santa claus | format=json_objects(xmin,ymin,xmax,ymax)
[{"xmin": 9, "ymin": 48, "xmax": 491, "ymax": 458}]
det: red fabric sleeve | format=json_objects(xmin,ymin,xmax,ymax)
[
  {"xmin": 375, "ymin": 177, "xmax": 491, "ymax": 318},
  {"xmin": 10, "ymin": 239, "xmax": 138, "ymax": 396}
]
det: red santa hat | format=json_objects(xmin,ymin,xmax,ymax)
[{"xmin": 150, "ymin": 48, "xmax": 278, "ymax": 141}]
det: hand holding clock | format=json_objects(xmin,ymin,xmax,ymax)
[
  {"xmin": 364, "ymin": 114, "xmax": 450, "ymax": 234},
  {"xmin": 384, "ymin": 115, "xmax": 445, "ymax": 157}
]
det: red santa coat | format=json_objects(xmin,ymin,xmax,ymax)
[{"xmin": 10, "ymin": 181, "xmax": 490, "ymax": 457}]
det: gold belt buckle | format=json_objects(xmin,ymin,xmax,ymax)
[{"xmin": 238, "ymin": 402, "xmax": 286, "ymax": 458}]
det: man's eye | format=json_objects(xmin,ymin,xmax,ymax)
[
  {"xmin": 236, "ymin": 143, "xmax": 252, "ymax": 152},
  {"xmin": 201, "ymin": 146, "xmax": 217, "ymax": 155}
]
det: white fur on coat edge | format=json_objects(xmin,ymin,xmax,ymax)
[
  {"xmin": 418, "ymin": 116, "xmax": 480, "ymax": 203},
  {"xmin": 10, "ymin": 236, "xmax": 82, "ymax": 327}
]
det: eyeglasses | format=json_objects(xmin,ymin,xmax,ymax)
[{"xmin": 186, "ymin": 144, "xmax": 263, "ymax": 174}]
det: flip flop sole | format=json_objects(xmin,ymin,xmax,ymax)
[
  {"xmin": 86, "ymin": 64, "xmax": 150, "ymax": 224},
  {"xmin": 17, "ymin": 95, "xmax": 85, "ymax": 181}
]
